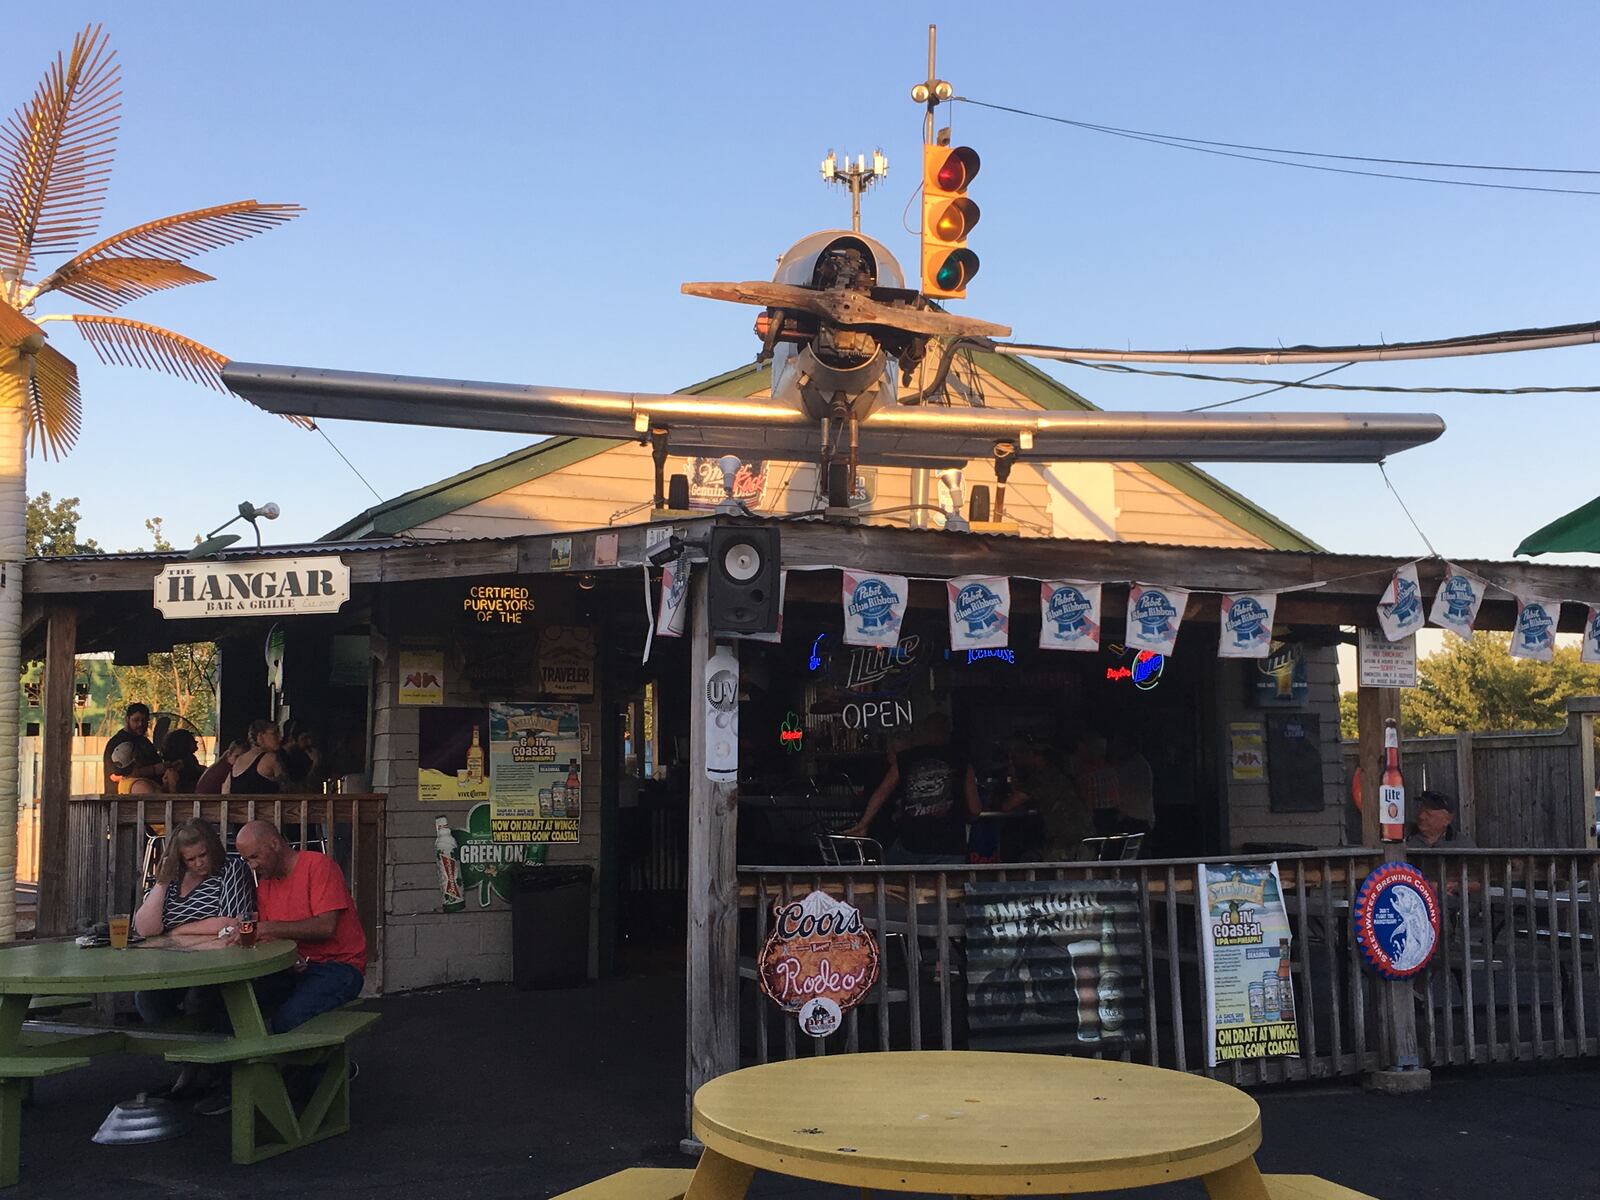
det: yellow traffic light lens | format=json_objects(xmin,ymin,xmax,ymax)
[{"xmin": 929, "ymin": 197, "xmax": 980, "ymax": 241}]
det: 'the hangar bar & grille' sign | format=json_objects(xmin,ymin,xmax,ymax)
[{"xmin": 153, "ymin": 557, "xmax": 350, "ymax": 619}]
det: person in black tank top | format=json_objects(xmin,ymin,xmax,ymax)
[{"xmin": 224, "ymin": 720, "xmax": 284, "ymax": 795}]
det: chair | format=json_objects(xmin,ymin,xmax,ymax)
[
  {"xmin": 816, "ymin": 834, "xmax": 884, "ymax": 866},
  {"xmin": 1074, "ymin": 832, "xmax": 1145, "ymax": 862}
]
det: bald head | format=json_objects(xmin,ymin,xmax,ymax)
[{"xmin": 237, "ymin": 820, "xmax": 290, "ymax": 878}]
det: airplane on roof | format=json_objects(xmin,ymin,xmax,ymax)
[{"xmin": 223, "ymin": 229, "xmax": 1445, "ymax": 513}]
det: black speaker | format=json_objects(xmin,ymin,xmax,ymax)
[{"xmin": 707, "ymin": 526, "xmax": 781, "ymax": 634}]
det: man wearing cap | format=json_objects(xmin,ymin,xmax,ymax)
[{"xmin": 1407, "ymin": 790, "xmax": 1475, "ymax": 848}]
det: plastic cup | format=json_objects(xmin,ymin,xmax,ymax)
[
  {"xmin": 238, "ymin": 913, "xmax": 259, "ymax": 949},
  {"xmin": 108, "ymin": 914, "xmax": 131, "ymax": 950}
]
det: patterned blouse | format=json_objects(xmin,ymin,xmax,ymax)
[{"xmin": 150, "ymin": 854, "xmax": 256, "ymax": 930}]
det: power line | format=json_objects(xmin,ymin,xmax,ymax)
[
  {"xmin": 1379, "ymin": 462, "xmax": 1438, "ymax": 558},
  {"xmin": 313, "ymin": 422, "xmax": 385, "ymax": 503},
  {"xmin": 1187, "ymin": 363, "xmax": 1354, "ymax": 411},
  {"xmin": 956, "ymin": 97, "xmax": 1600, "ymax": 196},
  {"xmin": 1062, "ymin": 358, "xmax": 1600, "ymax": 396}
]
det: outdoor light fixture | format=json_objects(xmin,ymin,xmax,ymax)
[
  {"xmin": 938, "ymin": 468, "xmax": 969, "ymax": 532},
  {"xmin": 186, "ymin": 500, "xmax": 281, "ymax": 559}
]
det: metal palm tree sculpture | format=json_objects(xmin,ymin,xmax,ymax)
[{"xmin": 0, "ymin": 25, "xmax": 304, "ymax": 936}]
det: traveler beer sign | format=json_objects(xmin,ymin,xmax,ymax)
[
  {"xmin": 154, "ymin": 556, "xmax": 349, "ymax": 618},
  {"xmin": 757, "ymin": 890, "xmax": 880, "ymax": 1036}
]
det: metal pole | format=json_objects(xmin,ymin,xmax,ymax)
[{"xmin": 911, "ymin": 22, "xmax": 939, "ymax": 528}]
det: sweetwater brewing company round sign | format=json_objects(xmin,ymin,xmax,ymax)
[
  {"xmin": 757, "ymin": 890, "xmax": 880, "ymax": 1037},
  {"xmin": 1352, "ymin": 862, "xmax": 1441, "ymax": 980}
]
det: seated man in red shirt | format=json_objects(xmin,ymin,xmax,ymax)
[{"xmin": 233, "ymin": 820, "xmax": 367, "ymax": 1032}]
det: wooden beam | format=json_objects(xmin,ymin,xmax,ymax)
[
  {"xmin": 684, "ymin": 569, "xmax": 739, "ymax": 1129},
  {"xmin": 1453, "ymin": 731, "xmax": 1477, "ymax": 842},
  {"xmin": 37, "ymin": 605, "xmax": 77, "ymax": 937},
  {"xmin": 1355, "ymin": 684, "xmax": 1400, "ymax": 850}
]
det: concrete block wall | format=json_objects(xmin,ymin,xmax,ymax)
[
  {"xmin": 1218, "ymin": 643, "xmax": 1347, "ymax": 850},
  {"xmin": 372, "ymin": 633, "xmax": 605, "ymax": 994}
]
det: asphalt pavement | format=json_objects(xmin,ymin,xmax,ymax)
[{"xmin": 12, "ymin": 965, "xmax": 1599, "ymax": 1200}]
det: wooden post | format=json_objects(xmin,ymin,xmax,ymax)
[
  {"xmin": 1567, "ymin": 697, "xmax": 1600, "ymax": 848},
  {"xmin": 38, "ymin": 605, "xmax": 77, "ymax": 937},
  {"xmin": 1453, "ymin": 731, "xmax": 1476, "ymax": 842},
  {"xmin": 1355, "ymin": 684, "xmax": 1398, "ymax": 849},
  {"xmin": 685, "ymin": 569, "xmax": 739, "ymax": 1134}
]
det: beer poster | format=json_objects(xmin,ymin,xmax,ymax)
[
  {"xmin": 418, "ymin": 707, "xmax": 492, "ymax": 804},
  {"xmin": 1217, "ymin": 592, "xmax": 1277, "ymax": 659},
  {"xmin": 1124, "ymin": 584, "xmax": 1189, "ymax": 656},
  {"xmin": 947, "ymin": 575, "xmax": 1011, "ymax": 651},
  {"xmin": 399, "ymin": 648, "xmax": 445, "ymax": 706},
  {"xmin": 1584, "ymin": 606, "xmax": 1600, "ymax": 665},
  {"xmin": 436, "ymin": 803, "xmax": 547, "ymax": 912},
  {"xmin": 756, "ymin": 890, "xmax": 880, "ymax": 1038},
  {"xmin": 1509, "ymin": 595, "xmax": 1560, "ymax": 662},
  {"xmin": 1039, "ymin": 580, "xmax": 1102, "ymax": 652},
  {"xmin": 1376, "ymin": 562, "xmax": 1425, "ymax": 642},
  {"xmin": 1198, "ymin": 862, "xmax": 1300, "ymax": 1067},
  {"xmin": 489, "ymin": 703, "xmax": 583, "ymax": 843},
  {"xmin": 963, "ymin": 880, "xmax": 1146, "ymax": 1053}
]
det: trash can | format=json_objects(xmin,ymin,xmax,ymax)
[{"xmin": 509, "ymin": 864, "xmax": 593, "ymax": 990}]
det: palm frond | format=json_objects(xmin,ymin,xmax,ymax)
[
  {"xmin": 36, "ymin": 255, "xmax": 214, "ymax": 311},
  {"xmin": 0, "ymin": 299, "xmax": 45, "ymax": 349},
  {"xmin": 0, "ymin": 24, "xmax": 121, "ymax": 278},
  {"xmin": 66, "ymin": 313, "xmax": 313, "ymax": 427},
  {"xmin": 38, "ymin": 201, "xmax": 303, "ymax": 288},
  {"xmin": 25, "ymin": 342, "xmax": 81, "ymax": 459}
]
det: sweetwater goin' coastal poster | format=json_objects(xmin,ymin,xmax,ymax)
[{"xmin": 1198, "ymin": 862, "xmax": 1300, "ymax": 1067}]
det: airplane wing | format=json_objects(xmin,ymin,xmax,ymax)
[
  {"xmin": 680, "ymin": 281, "xmax": 1012, "ymax": 340},
  {"xmin": 224, "ymin": 361, "xmax": 1443, "ymax": 466}
]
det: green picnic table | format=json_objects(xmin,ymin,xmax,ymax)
[{"xmin": 0, "ymin": 938, "xmax": 377, "ymax": 1185}]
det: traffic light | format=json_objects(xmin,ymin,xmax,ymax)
[{"xmin": 921, "ymin": 143, "xmax": 980, "ymax": 299}]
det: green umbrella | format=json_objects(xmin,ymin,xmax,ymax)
[{"xmin": 1516, "ymin": 495, "xmax": 1600, "ymax": 556}]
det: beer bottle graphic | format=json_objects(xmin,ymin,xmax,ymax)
[
  {"xmin": 465, "ymin": 725, "xmax": 485, "ymax": 785},
  {"xmin": 434, "ymin": 816, "xmax": 464, "ymax": 913},
  {"xmin": 1380, "ymin": 719, "xmax": 1405, "ymax": 842},
  {"xmin": 1068, "ymin": 937, "xmax": 1102, "ymax": 1044},
  {"xmin": 1275, "ymin": 938, "xmax": 1294, "ymax": 1022},
  {"xmin": 565, "ymin": 758, "xmax": 581, "ymax": 817},
  {"xmin": 1096, "ymin": 911, "xmax": 1125, "ymax": 1038}
]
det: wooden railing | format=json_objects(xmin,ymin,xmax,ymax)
[
  {"xmin": 62, "ymin": 793, "xmax": 386, "ymax": 967},
  {"xmin": 735, "ymin": 849, "xmax": 1600, "ymax": 1083}
]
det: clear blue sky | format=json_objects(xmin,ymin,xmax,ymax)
[{"xmin": 20, "ymin": 3, "xmax": 1600, "ymax": 558}]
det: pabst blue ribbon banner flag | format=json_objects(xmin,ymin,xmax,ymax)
[
  {"xmin": 1125, "ymin": 584, "xmax": 1189, "ymax": 656},
  {"xmin": 947, "ymin": 575, "xmax": 1011, "ymax": 650},
  {"xmin": 1510, "ymin": 595, "xmax": 1561, "ymax": 662},
  {"xmin": 841, "ymin": 570, "xmax": 908, "ymax": 648},
  {"xmin": 1585, "ymin": 606, "xmax": 1600, "ymax": 665},
  {"xmin": 1376, "ymin": 562, "xmax": 1426, "ymax": 642},
  {"xmin": 1218, "ymin": 592, "xmax": 1278, "ymax": 659},
  {"xmin": 656, "ymin": 559, "xmax": 689, "ymax": 638},
  {"xmin": 1039, "ymin": 580, "xmax": 1103, "ymax": 652},
  {"xmin": 1428, "ymin": 564, "xmax": 1486, "ymax": 639}
]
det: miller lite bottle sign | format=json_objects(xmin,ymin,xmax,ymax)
[{"xmin": 1380, "ymin": 719, "xmax": 1405, "ymax": 842}]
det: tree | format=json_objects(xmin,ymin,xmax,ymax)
[
  {"xmin": 25, "ymin": 492, "xmax": 98, "ymax": 556},
  {"xmin": 1340, "ymin": 631, "xmax": 1600, "ymax": 738},
  {"xmin": 0, "ymin": 26, "xmax": 303, "ymax": 937}
]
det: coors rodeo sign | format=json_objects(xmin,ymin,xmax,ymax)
[
  {"xmin": 757, "ymin": 890, "xmax": 880, "ymax": 1038},
  {"xmin": 154, "ymin": 557, "xmax": 350, "ymax": 619}
]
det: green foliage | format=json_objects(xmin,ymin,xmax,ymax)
[
  {"xmin": 26, "ymin": 493, "xmax": 99, "ymax": 557},
  {"xmin": 1340, "ymin": 631, "xmax": 1600, "ymax": 739}
]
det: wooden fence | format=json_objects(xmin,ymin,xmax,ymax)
[
  {"xmin": 736, "ymin": 849, "xmax": 1600, "ymax": 1082},
  {"xmin": 1341, "ymin": 696, "xmax": 1599, "ymax": 849},
  {"xmin": 62, "ymin": 792, "xmax": 386, "ymax": 973}
]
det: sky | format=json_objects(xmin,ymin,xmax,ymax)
[{"xmin": 17, "ymin": 3, "xmax": 1600, "ymax": 558}]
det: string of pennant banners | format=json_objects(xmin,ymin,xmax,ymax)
[{"xmin": 649, "ymin": 559, "xmax": 1600, "ymax": 665}]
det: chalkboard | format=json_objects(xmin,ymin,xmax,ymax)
[{"xmin": 1266, "ymin": 712, "xmax": 1325, "ymax": 812}]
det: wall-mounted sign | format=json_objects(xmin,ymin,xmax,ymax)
[
  {"xmin": 757, "ymin": 890, "xmax": 880, "ymax": 1037},
  {"xmin": 778, "ymin": 711, "xmax": 804, "ymax": 752},
  {"xmin": 435, "ymin": 803, "xmax": 547, "ymax": 912},
  {"xmin": 1358, "ymin": 628, "xmax": 1416, "ymax": 688},
  {"xmin": 704, "ymin": 648, "xmax": 738, "ymax": 781},
  {"xmin": 1198, "ymin": 862, "xmax": 1300, "ymax": 1066},
  {"xmin": 687, "ymin": 457, "xmax": 769, "ymax": 509},
  {"xmin": 399, "ymin": 649, "xmax": 445, "ymax": 705},
  {"xmin": 1252, "ymin": 641, "xmax": 1309, "ymax": 707},
  {"xmin": 153, "ymin": 556, "xmax": 349, "ymax": 619},
  {"xmin": 538, "ymin": 625, "xmax": 596, "ymax": 697},
  {"xmin": 1352, "ymin": 862, "xmax": 1440, "ymax": 980},
  {"xmin": 549, "ymin": 537, "xmax": 573, "ymax": 571},
  {"xmin": 964, "ymin": 879, "xmax": 1146, "ymax": 1053},
  {"xmin": 462, "ymin": 585, "xmax": 534, "ymax": 625},
  {"xmin": 419, "ymin": 703, "xmax": 584, "ymax": 843},
  {"xmin": 593, "ymin": 532, "xmax": 618, "ymax": 567},
  {"xmin": 1229, "ymin": 722, "xmax": 1265, "ymax": 781}
]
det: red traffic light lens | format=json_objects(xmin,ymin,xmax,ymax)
[{"xmin": 930, "ymin": 146, "xmax": 980, "ymax": 193}]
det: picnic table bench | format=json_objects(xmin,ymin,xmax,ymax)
[{"xmin": 0, "ymin": 938, "xmax": 379, "ymax": 1184}]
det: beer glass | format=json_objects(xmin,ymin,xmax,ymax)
[
  {"xmin": 108, "ymin": 914, "xmax": 131, "ymax": 950},
  {"xmin": 238, "ymin": 912, "xmax": 259, "ymax": 949}
]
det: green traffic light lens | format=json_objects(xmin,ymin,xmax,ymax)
[{"xmin": 936, "ymin": 257, "xmax": 966, "ymax": 290}]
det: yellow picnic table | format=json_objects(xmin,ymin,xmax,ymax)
[{"xmin": 689, "ymin": 1050, "xmax": 1273, "ymax": 1199}]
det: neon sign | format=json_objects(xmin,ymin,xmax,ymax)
[
  {"xmin": 807, "ymin": 634, "xmax": 826, "ymax": 673},
  {"xmin": 778, "ymin": 711, "xmax": 804, "ymax": 752},
  {"xmin": 965, "ymin": 648, "xmax": 1016, "ymax": 665},
  {"xmin": 1105, "ymin": 646, "xmax": 1164, "ymax": 691}
]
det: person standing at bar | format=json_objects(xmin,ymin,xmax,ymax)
[
  {"xmin": 104, "ymin": 702, "xmax": 162, "ymax": 792},
  {"xmin": 843, "ymin": 713, "xmax": 979, "ymax": 865}
]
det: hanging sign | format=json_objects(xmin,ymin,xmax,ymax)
[
  {"xmin": 1584, "ymin": 606, "xmax": 1600, "ymax": 665},
  {"xmin": 1352, "ymin": 862, "xmax": 1441, "ymax": 979},
  {"xmin": 1376, "ymin": 562, "xmax": 1425, "ymax": 642},
  {"xmin": 1039, "ymin": 580, "xmax": 1102, "ymax": 651},
  {"xmin": 757, "ymin": 890, "xmax": 881, "ymax": 1038},
  {"xmin": 1510, "ymin": 595, "xmax": 1561, "ymax": 662},
  {"xmin": 264, "ymin": 624, "xmax": 286, "ymax": 692},
  {"xmin": 1357, "ymin": 628, "xmax": 1417, "ymax": 688},
  {"xmin": 1125, "ymin": 584, "xmax": 1189, "ymax": 656},
  {"xmin": 399, "ymin": 649, "xmax": 445, "ymax": 705},
  {"xmin": 947, "ymin": 575, "xmax": 1010, "ymax": 651},
  {"xmin": 154, "ymin": 556, "xmax": 350, "ymax": 619},
  {"xmin": 1198, "ymin": 862, "xmax": 1300, "ymax": 1067},
  {"xmin": 657, "ymin": 559, "xmax": 690, "ymax": 638},
  {"xmin": 841, "ymin": 570, "xmax": 908, "ymax": 648},
  {"xmin": 704, "ymin": 647, "xmax": 739, "ymax": 781},
  {"xmin": 1218, "ymin": 592, "xmax": 1277, "ymax": 659},
  {"xmin": 1428, "ymin": 565, "xmax": 1485, "ymax": 639}
]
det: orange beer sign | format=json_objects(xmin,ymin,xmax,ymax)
[{"xmin": 757, "ymin": 891, "xmax": 880, "ymax": 1019}]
